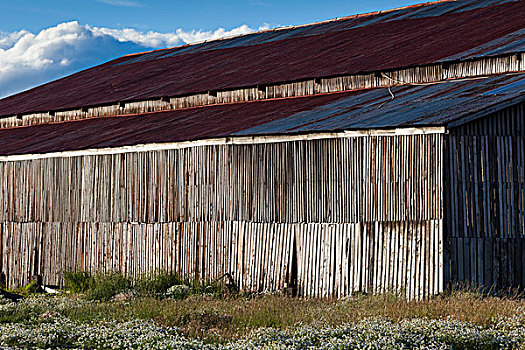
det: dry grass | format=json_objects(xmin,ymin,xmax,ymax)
[{"xmin": 54, "ymin": 290, "xmax": 525, "ymax": 342}]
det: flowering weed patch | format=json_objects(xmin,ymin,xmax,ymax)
[
  {"xmin": 1, "ymin": 313, "xmax": 525, "ymax": 349},
  {"xmin": 0, "ymin": 317, "xmax": 203, "ymax": 350}
]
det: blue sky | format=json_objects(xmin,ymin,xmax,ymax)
[
  {"xmin": 0, "ymin": 0, "xmax": 422, "ymax": 98},
  {"xmin": 3, "ymin": 1, "xmax": 422, "ymax": 33}
]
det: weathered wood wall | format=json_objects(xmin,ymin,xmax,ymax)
[
  {"xmin": 0, "ymin": 220, "xmax": 442, "ymax": 300},
  {"xmin": 445, "ymin": 102, "xmax": 525, "ymax": 289},
  {"xmin": 0, "ymin": 134, "xmax": 443, "ymax": 224},
  {"xmin": 0, "ymin": 132, "xmax": 444, "ymax": 298}
]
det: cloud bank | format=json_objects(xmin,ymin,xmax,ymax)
[{"xmin": 0, "ymin": 21, "xmax": 268, "ymax": 98}]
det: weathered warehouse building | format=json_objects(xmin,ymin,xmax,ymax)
[{"xmin": 0, "ymin": 0, "xmax": 524, "ymax": 299}]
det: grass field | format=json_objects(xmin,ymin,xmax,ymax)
[{"xmin": 1, "ymin": 272, "xmax": 525, "ymax": 349}]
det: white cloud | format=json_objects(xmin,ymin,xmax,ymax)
[
  {"xmin": 95, "ymin": 0, "xmax": 144, "ymax": 7},
  {"xmin": 0, "ymin": 21, "xmax": 270, "ymax": 99},
  {"xmin": 0, "ymin": 30, "xmax": 30, "ymax": 50},
  {"xmin": 90, "ymin": 24, "xmax": 265, "ymax": 48}
]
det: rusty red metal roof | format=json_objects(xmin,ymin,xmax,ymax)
[
  {"xmin": 0, "ymin": 72, "xmax": 523, "ymax": 156},
  {"xmin": 0, "ymin": 0, "xmax": 523, "ymax": 117}
]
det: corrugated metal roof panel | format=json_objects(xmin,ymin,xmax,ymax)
[
  {"xmin": 444, "ymin": 28, "xmax": 525, "ymax": 60},
  {"xmin": 235, "ymin": 73, "xmax": 525, "ymax": 133},
  {"xmin": 0, "ymin": 73, "xmax": 523, "ymax": 156},
  {"xmin": 0, "ymin": 93, "xmax": 350, "ymax": 155},
  {"xmin": 0, "ymin": 0, "xmax": 523, "ymax": 117}
]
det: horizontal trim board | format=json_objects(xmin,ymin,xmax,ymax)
[{"xmin": 0, "ymin": 127, "xmax": 446, "ymax": 161}]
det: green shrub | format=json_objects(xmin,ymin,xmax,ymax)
[
  {"xmin": 63, "ymin": 271, "xmax": 94, "ymax": 293},
  {"xmin": 59, "ymin": 270, "xmax": 233, "ymax": 302},
  {"xmin": 24, "ymin": 281, "xmax": 40, "ymax": 295},
  {"xmin": 10, "ymin": 280, "xmax": 42, "ymax": 297},
  {"xmin": 165, "ymin": 284, "xmax": 191, "ymax": 299},
  {"xmin": 134, "ymin": 272, "xmax": 226, "ymax": 299},
  {"xmin": 85, "ymin": 272, "xmax": 131, "ymax": 301},
  {"xmin": 187, "ymin": 278, "xmax": 225, "ymax": 298},
  {"xmin": 134, "ymin": 271, "xmax": 182, "ymax": 296}
]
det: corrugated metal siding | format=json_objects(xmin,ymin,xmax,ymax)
[
  {"xmin": 0, "ymin": 132, "xmax": 444, "ymax": 299},
  {"xmin": 445, "ymin": 102, "xmax": 525, "ymax": 289},
  {"xmin": 295, "ymin": 221, "xmax": 443, "ymax": 300},
  {"xmin": 0, "ymin": 0, "xmax": 522, "ymax": 117}
]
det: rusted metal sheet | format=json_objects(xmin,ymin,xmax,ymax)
[
  {"xmin": 2, "ymin": 54, "xmax": 522, "ymax": 130},
  {"xmin": 0, "ymin": 93, "xmax": 349, "ymax": 155},
  {"xmin": 0, "ymin": 0, "xmax": 522, "ymax": 117},
  {"xmin": 112, "ymin": 0, "xmax": 523, "ymax": 63},
  {"xmin": 0, "ymin": 73, "xmax": 522, "ymax": 156},
  {"xmin": 444, "ymin": 28, "xmax": 525, "ymax": 60}
]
